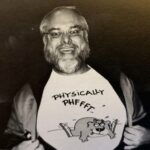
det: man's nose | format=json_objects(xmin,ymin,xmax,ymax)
[{"xmin": 61, "ymin": 33, "xmax": 72, "ymax": 44}]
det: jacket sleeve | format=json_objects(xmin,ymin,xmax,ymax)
[
  {"xmin": 0, "ymin": 84, "xmax": 37, "ymax": 149},
  {"xmin": 120, "ymin": 73, "xmax": 146, "ymax": 125}
]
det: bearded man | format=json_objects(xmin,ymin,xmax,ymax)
[{"xmin": 1, "ymin": 6, "xmax": 150, "ymax": 150}]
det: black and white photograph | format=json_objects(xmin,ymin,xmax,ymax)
[{"xmin": 0, "ymin": 0, "xmax": 150, "ymax": 150}]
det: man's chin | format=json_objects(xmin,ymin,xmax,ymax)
[
  {"xmin": 55, "ymin": 59, "xmax": 80, "ymax": 74},
  {"xmin": 61, "ymin": 53, "xmax": 75, "ymax": 59}
]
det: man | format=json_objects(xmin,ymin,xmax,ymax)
[{"xmin": 1, "ymin": 6, "xmax": 150, "ymax": 150}]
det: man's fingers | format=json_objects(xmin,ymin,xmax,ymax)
[
  {"xmin": 123, "ymin": 125, "xmax": 150, "ymax": 148},
  {"xmin": 124, "ymin": 131, "xmax": 135, "ymax": 140},
  {"xmin": 133, "ymin": 125, "xmax": 141, "ymax": 128},
  {"xmin": 29, "ymin": 140, "xmax": 40, "ymax": 149},
  {"xmin": 36, "ymin": 144, "xmax": 45, "ymax": 150},
  {"xmin": 21, "ymin": 140, "xmax": 32, "ymax": 146},
  {"xmin": 123, "ymin": 136, "xmax": 139, "ymax": 147},
  {"xmin": 12, "ymin": 140, "xmax": 40, "ymax": 150},
  {"xmin": 124, "ymin": 145, "xmax": 137, "ymax": 150},
  {"xmin": 125, "ymin": 127, "xmax": 137, "ymax": 135},
  {"xmin": 123, "ymin": 137, "xmax": 135, "ymax": 146}
]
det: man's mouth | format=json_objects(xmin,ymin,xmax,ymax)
[
  {"xmin": 59, "ymin": 45, "xmax": 75, "ymax": 54},
  {"xmin": 60, "ymin": 47, "xmax": 75, "ymax": 54}
]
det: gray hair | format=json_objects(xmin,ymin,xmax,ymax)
[{"xmin": 39, "ymin": 6, "xmax": 89, "ymax": 34}]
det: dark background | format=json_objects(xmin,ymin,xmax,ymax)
[{"xmin": 0, "ymin": 0, "xmax": 150, "ymax": 133}]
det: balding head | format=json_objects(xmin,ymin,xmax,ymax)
[{"xmin": 40, "ymin": 6, "xmax": 89, "ymax": 35}]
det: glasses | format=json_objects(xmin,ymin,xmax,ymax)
[{"xmin": 42, "ymin": 25, "xmax": 86, "ymax": 39}]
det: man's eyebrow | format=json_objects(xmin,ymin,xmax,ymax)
[
  {"xmin": 70, "ymin": 25, "xmax": 83, "ymax": 29},
  {"xmin": 48, "ymin": 28, "xmax": 60, "ymax": 32}
]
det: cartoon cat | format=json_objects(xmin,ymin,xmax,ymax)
[{"xmin": 60, "ymin": 117, "xmax": 118, "ymax": 142}]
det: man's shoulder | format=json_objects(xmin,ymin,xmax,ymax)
[
  {"xmin": 15, "ymin": 83, "xmax": 33, "ymax": 100},
  {"xmin": 13, "ymin": 83, "xmax": 36, "ymax": 109},
  {"xmin": 91, "ymin": 64, "xmax": 122, "ymax": 83}
]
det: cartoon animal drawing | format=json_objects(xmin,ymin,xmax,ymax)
[{"xmin": 59, "ymin": 117, "xmax": 118, "ymax": 142}]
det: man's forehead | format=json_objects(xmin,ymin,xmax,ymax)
[
  {"xmin": 48, "ymin": 25, "xmax": 82, "ymax": 33},
  {"xmin": 45, "ymin": 10, "xmax": 82, "ymax": 30}
]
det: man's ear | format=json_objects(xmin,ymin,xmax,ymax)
[
  {"xmin": 83, "ymin": 31, "xmax": 89, "ymax": 43},
  {"xmin": 43, "ymin": 35, "xmax": 48, "ymax": 46}
]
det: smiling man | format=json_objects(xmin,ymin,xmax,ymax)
[
  {"xmin": 40, "ymin": 7, "xmax": 90, "ymax": 74},
  {"xmin": 1, "ymin": 6, "xmax": 150, "ymax": 150}
]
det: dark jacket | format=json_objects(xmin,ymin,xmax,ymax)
[{"xmin": 0, "ymin": 66, "xmax": 147, "ymax": 150}]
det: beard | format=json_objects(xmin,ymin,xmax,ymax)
[{"xmin": 44, "ymin": 42, "xmax": 90, "ymax": 74}]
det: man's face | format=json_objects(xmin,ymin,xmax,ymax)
[{"xmin": 43, "ymin": 10, "xmax": 90, "ymax": 74}]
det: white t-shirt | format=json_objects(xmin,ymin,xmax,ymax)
[{"xmin": 37, "ymin": 67, "xmax": 127, "ymax": 150}]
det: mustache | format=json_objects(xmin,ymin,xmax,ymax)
[{"xmin": 56, "ymin": 44, "xmax": 78, "ymax": 50}]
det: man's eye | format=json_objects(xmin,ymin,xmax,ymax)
[
  {"xmin": 70, "ymin": 30, "xmax": 80, "ymax": 36},
  {"xmin": 49, "ymin": 32, "xmax": 61, "ymax": 38}
]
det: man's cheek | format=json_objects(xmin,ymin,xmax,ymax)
[
  {"xmin": 80, "ymin": 42, "xmax": 87, "ymax": 51},
  {"xmin": 47, "ymin": 44, "xmax": 56, "ymax": 53}
]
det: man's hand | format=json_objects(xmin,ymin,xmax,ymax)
[
  {"xmin": 123, "ymin": 125, "xmax": 150, "ymax": 149},
  {"xmin": 12, "ymin": 139, "xmax": 44, "ymax": 150}
]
